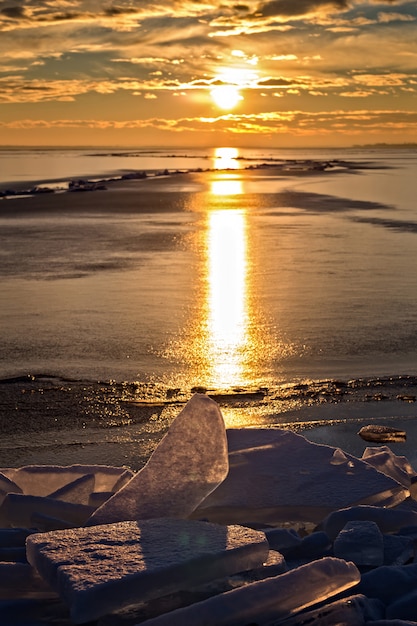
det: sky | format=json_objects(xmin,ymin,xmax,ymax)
[{"xmin": 0, "ymin": 0, "xmax": 416, "ymax": 147}]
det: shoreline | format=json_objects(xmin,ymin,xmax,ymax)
[
  {"xmin": 1, "ymin": 373, "xmax": 417, "ymax": 470},
  {"xmin": 0, "ymin": 156, "xmax": 373, "ymax": 197}
]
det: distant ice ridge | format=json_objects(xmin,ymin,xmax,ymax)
[{"xmin": 3, "ymin": 394, "xmax": 417, "ymax": 624}]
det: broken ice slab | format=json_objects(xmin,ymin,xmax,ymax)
[
  {"xmin": 192, "ymin": 429, "xmax": 408, "ymax": 526},
  {"xmin": 358, "ymin": 563, "xmax": 417, "ymax": 606},
  {"xmin": 0, "ymin": 493, "xmax": 94, "ymax": 529},
  {"xmin": 87, "ymin": 394, "xmax": 228, "ymax": 525},
  {"xmin": 88, "ymin": 491, "xmax": 114, "ymax": 508},
  {"xmin": 0, "ymin": 563, "xmax": 54, "ymax": 597},
  {"xmin": 48, "ymin": 474, "xmax": 95, "ymax": 505},
  {"xmin": 0, "ymin": 546, "xmax": 27, "ymax": 562},
  {"xmin": 386, "ymin": 588, "xmax": 417, "ymax": 621},
  {"xmin": 0, "ymin": 598, "xmax": 70, "ymax": 624},
  {"xmin": 0, "ymin": 465, "xmax": 133, "ymax": 497},
  {"xmin": 264, "ymin": 528, "xmax": 302, "ymax": 556},
  {"xmin": 383, "ymin": 534, "xmax": 414, "ymax": 566},
  {"xmin": 358, "ymin": 424, "xmax": 407, "ymax": 443},
  {"xmin": 334, "ymin": 521, "xmax": 384, "ymax": 567},
  {"xmin": 30, "ymin": 512, "xmax": 83, "ymax": 532},
  {"xmin": 320, "ymin": 505, "xmax": 417, "ymax": 540},
  {"xmin": 138, "ymin": 557, "xmax": 360, "ymax": 626},
  {"xmin": 96, "ymin": 552, "xmax": 287, "ymax": 626},
  {"xmin": 266, "ymin": 594, "xmax": 384, "ymax": 626},
  {"xmin": 26, "ymin": 518, "xmax": 268, "ymax": 624},
  {"xmin": 0, "ymin": 472, "xmax": 22, "ymax": 500},
  {"xmin": 0, "ymin": 528, "xmax": 33, "ymax": 548},
  {"xmin": 362, "ymin": 446, "xmax": 417, "ymax": 488}
]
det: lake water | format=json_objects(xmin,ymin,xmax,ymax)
[{"xmin": 1, "ymin": 146, "xmax": 417, "ymax": 467}]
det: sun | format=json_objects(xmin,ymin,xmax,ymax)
[{"xmin": 210, "ymin": 85, "xmax": 242, "ymax": 110}]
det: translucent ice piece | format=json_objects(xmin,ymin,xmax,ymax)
[
  {"xmin": 358, "ymin": 425, "xmax": 406, "ymax": 443},
  {"xmin": 321, "ymin": 505, "xmax": 417, "ymax": 540},
  {"xmin": 271, "ymin": 594, "xmax": 384, "ymax": 626},
  {"xmin": 138, "ymin": 557, "xmax": 360, "ymax": 626},
  {"xmin": 0, "ymin": 493, "xmax": 94, "ymax": 529},
  {"xmin": 2, "ymin": 465, "xmax": 132, "ymax": 497},
  {"xmin": 362, "ymin": 446, "xmax": 417, "ymax": 488},
  {"xmin": 192, "ymin": 429, "xmax": 407, "ymax": 526},
  {"xmin": 0, "ymin": 472, "xmax": 22, "ymax": 497},
  {"xmin": 334, "ymin": 520, "xmax": 384, "ymax": 567},
  {"xmin": 26, "ymin": 518, "xmax": 268, "ymax": 624},
  {"xmin": 87, "ymin": 394, "xmax": 228, "ymax": 525},
  {"xmin": 48, "ymin": 474, "xmax": 95, "ymax": 505}
]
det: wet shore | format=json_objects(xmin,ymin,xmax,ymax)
[{"xmin": 1, "ymin": 374, "xmax": 417, "ymax": 471}]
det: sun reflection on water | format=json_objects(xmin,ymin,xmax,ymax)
[
  {"xmin": 206, "ymin": 207, "xmax": 248, "ymax": 386},
  {"xmin": 210, "ymin": 176, "xmax": 243, "ymax": 197},
  {"xmin": 163, "ymin": 167, "xmax": 281, "ymax": 391}
]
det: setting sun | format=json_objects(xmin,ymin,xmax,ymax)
[{"xmin": 210, "ymin": 85, "xmax": 242, "ymax": 110}]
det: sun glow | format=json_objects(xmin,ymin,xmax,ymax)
[
  {"xmin": 210, "ymin": 85, "xmax": 242, "ymax": 110},
  {"xmin": 213, "ymin": 147, "xmax": 240, "ymax": 170}
]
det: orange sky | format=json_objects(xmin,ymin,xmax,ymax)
[{"xmin": 1, "ymin": 0, "xmax": 416, "ymax": 147}]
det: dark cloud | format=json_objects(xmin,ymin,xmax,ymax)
[
  {"xmin": 104, "ymin": 6, "xmax": 138, "ymax": 17},
  {"xmin": 49, "ymin": 13, "xmax": 82, "ymax": 22},
  {"xmin": 258, "ymin": 77, "xmax": 293, "ymax": 86},
  {"xmin": 253, "ymin": 0, "xmax": 348, "ymax": 18},
  {"xmin": 1, "ymin": 5, "xmax": 27, "ymax": 19}
]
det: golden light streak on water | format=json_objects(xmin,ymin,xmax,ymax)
[
  {"xmin": 206, "ymin": 207, "xmax": 248, "ymax": 387},
  {"xmin": 210, "ymin": 177, "xmax": 243, "ymax": 197},
  {"xmin": 162, "ymin": 167, "xmax": 283, "ymax": 392}
]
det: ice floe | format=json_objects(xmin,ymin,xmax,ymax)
[
  {"xmin": 2, "ymin": 394, "xmax": 417, "ymax": 624},
  {"xmin": 191, "ymin": 428, "xmax": 409, "ymax": 525}
]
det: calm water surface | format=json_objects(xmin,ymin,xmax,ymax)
[
  {"xmin": 1, "ymin": 147, "xmax": 417, "ymax": 388},
  {"xmin": 1, "ymin": 147, "xmax": 417, "ymax": 467}
]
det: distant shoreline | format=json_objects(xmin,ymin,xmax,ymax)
[{"xmin": 0, "ymin": 156, "xmax": 378, "ymax": 198}]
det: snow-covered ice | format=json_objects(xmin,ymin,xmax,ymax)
[
  {"xmin": 192, "ymin": 428, "xmax": 408, "ymax": 525},
  {"xmin": 26, "ymin": 518, "xmax": 268, "ymax": 623},
  {"xmin": 87, "ymin": 394, "xmax": 229, "ymax": 525}
]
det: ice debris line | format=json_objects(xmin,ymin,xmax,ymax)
[{"xmin": 2, "ymin": 395, "xmax": 417, "ymax": 624}]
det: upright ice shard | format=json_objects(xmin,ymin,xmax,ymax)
[{"xmin": 87, "ymin": 394, "xmax": 228, "ymax": 525}]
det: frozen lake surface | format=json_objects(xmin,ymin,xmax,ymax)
[{"xmin": 1, "ymin": 147, "xmax": 417, "ymax": 466}]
